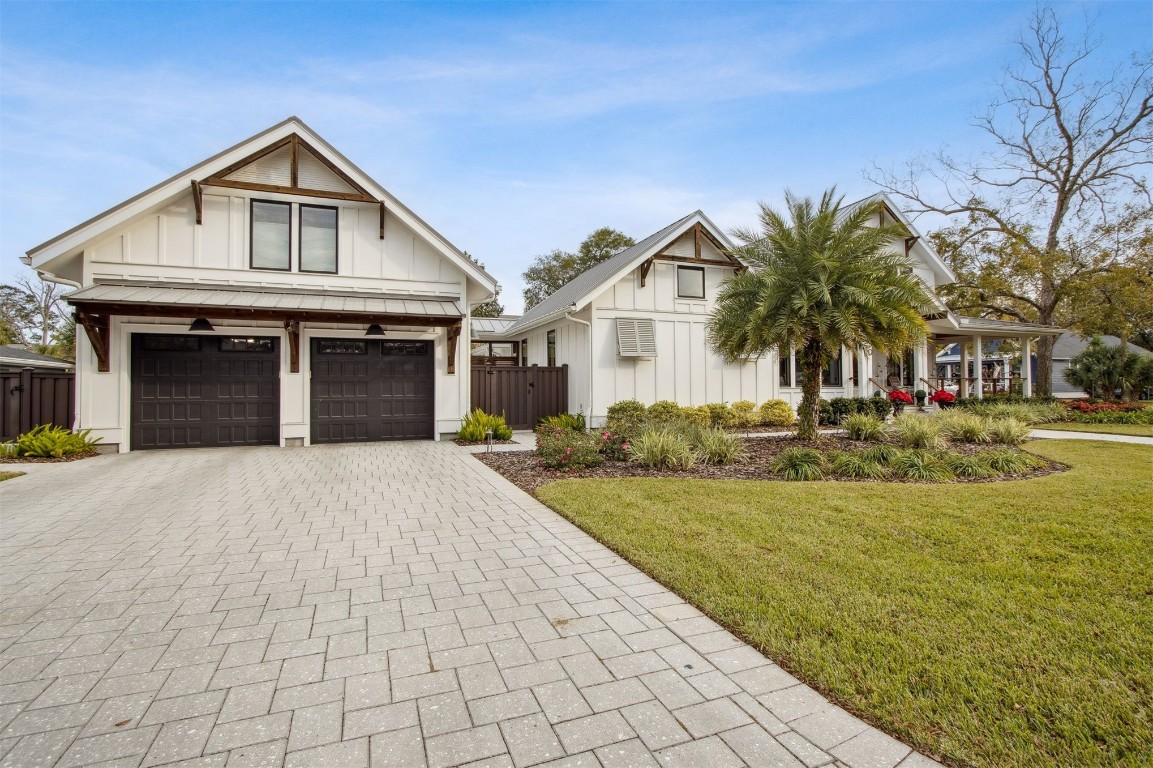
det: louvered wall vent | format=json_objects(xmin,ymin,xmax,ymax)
[{"xmin": 616, "ymin": 318, "xmax": 657, "ymax": 357}]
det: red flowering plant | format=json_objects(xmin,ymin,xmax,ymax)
[
  {"xmin": 535, "ymin": 425, "xmax": 604, "ymax": 471},
  {"xmin": 887, "ymin": 389, "xmax": 913, "ymax": 404},
  {"xmin": 928, "ymin": 389, "xmax": 955, "ymax": 404},
  {"xmin": 595, "ymin": 430, "xmax": 631, "ymax": 461}
]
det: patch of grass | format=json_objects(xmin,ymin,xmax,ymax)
[
  {"xmin": 536, "ymin": 440, "xmax": 1153, "ymax": 768},
  {"xmin": 0, "ymin": 471, "xmax": 25, "ymax": 482},
  {"xmin": 1045, "ymin": 422, "xmax": 1153, "ymax": 437}
]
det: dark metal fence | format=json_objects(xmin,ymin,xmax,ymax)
[
  {"xmin": 1, "ymin": 368, "xmax": 75, "ymax": 441},
  {"xmin": 471, "ymin": 365, "xmax": 568, "ymax": 430}
]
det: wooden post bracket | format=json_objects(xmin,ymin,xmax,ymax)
[
  {"xmin": 191, "ymin": 180, "xmax": 203, "ymax": 225},
  {"xmin": 284, "ymin": 319, "xmax": 301, "ymax": 373},
  {"xmin": 639, "ymin": 258, "xmax": 654, "ymax": 287},
  {"xmin": 75, "ymin": 311, "xmax": 110, "ymax": 372},
  {"xmin": 446, "ymin": 323, "xmax": 462, "ymax": 375},
  {"xmin": 379, "ymin": 200, "xmax": 386, "ymax": 240}
]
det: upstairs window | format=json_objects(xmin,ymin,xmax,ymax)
[
  {"xmin": 251, "ymin": 201, "xmax": 291, "ymax": 270},
  {"xmin": 300, "ymin": 205, "xmax": 337, "ymax": 273},
  {"xmin": 677, "ymin": 266, "xmax": 705, "ymax": 299}
]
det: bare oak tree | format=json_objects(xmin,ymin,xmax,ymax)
[{"xmin": 869, "ymin": 6, "xmax": 1152, "ymax": 395}]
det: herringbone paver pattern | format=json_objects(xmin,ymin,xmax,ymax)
[{"xmin": 0, "ymin": 443, "xmax": 937, "ymax": 767}]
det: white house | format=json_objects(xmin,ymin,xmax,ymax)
[
  {"xmin": 481, "ymin": 195, "xmax": 1064, "ymax": 426},
  {"xmin": 22, "ymin": 117, "xmax": 497, "ymax": 451}
]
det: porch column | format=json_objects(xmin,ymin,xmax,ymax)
[
  {"xmin": 974, "ymin": 334, "xmax": 984, "ymax": 399},
  {"xmin": 1022, "ymin": 337, "xmax": 1033, "ymax": 397},
  {"xmin": 960, "ymin": 342, "xmax": 969, "ymax": 398},
  {"xmin": 857, "ymin": 348, "xmax": 869, "ymax": 397},
  {"xmin": 913, "ymin": 340, "xmax": 926, "ymax": 392}
]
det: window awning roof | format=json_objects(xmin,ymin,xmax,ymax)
[{"xmin": 65, "ymin": 282, "xmax": 463, "ymax": 320}]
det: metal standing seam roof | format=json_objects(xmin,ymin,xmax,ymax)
[
  {"xmin": 505, "ymin": 211, "xmax": 708, "ymax": 335},
  {"xmin": 64, "ymin": 283, "xmax": 463, "ymax": 317},
  {"xmin": 0, "ymin": 346, "xmax": 75, "ymax": 368},
  {"xmin": 470, "ymin": 317, "xmax": 519, "ymax": 338}
]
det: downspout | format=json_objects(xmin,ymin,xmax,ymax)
[{"xmin": 564, "ymin": 310, "xmax": 593, "ymax": 428}]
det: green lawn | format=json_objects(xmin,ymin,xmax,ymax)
[
  {"xmin": 0, "ymin": 471, "xmax": 24, "ymax": 482},
  {"xmin": 536, "ymin": 440, "xmax": 1153, "ymax": 768},
  {"xmin": 1046, "ymin": 422, "xmax": 1153, "ymax": 437}
]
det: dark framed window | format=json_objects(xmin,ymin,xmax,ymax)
[
  {"xmin": 220, "ymin": 337, "xmax": 274, "ymax": 352},
  {"xmin": 822, "ymin": 347, "xmax": 844, "ymax": 387},
  {"xmin": 779, "ymin": 354, "xmax": 793, "ymax": 387},
  {"xmin": 317, "ymin": 340, "xmax": 367, "ymax": 354},
  {"xmin": 382, "ymin": 341, "xmax": 429, "ymax": 356},
  {"xmin": 141, "ymin": 335, "xmax": 201, "ymax": 352},
  {"xmin": 547, "ymin": 330, "xmax": 556, "ymax": 367},
  {"xmin": 521, "ymin": 338, "xmax": 528, "ymax": 366},
  {"xmin": 300, "ymin": 204, "xmax": 338, "ymax": 273},
  {"xmin": 471, "ymin": 342, "xmax": 490, "ymax": 358},
  {"xmin": 251, "ymin": 200, "xmax": 291, "ymax": 270},
  {"xmin": 677, "ymin": 266, "xmax": 705, "ymax": 299}
]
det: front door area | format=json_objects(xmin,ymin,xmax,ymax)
[{"xmin": 310, "ymin": 338, "xmax": 434, "ymax": 442}]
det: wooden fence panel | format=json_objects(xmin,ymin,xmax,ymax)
[
  {"xmin": 1, "ymin": 368, "xmax": 75, "ymax": 441},
  {"xmin": 471, "ymin": 365, "xmax": 568, "ymax": 430}
]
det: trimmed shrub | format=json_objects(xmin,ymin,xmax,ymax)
[
  {"xmin": 730, "ymin": 400, "xmax": 757, "ymax": 428},
  {"xmin": 946, "ymin": 454, "xmax": 998, "ymax": 479},
  {"xmin": 860, "ymin": 443, "xmax": 903, "ymax": 465},
  {"xmin": 539, "ymin": 412, "xmax": 585, "ymax": 432},
  {"xmin": 758, "ymin": 399, "xmax": 795, "ymax": 427},
  {"xmin": 594, "ymin": 430, "xmax": 631, "ymax": 461},
  {"xmin": 693, "ymin": 427, "xmax": 748, "ymax": 465},
  {"xmin": 893, "ymin": 450, "xmax": 954, "ymax": 481},
  {"xmin": 606, "ymin": 400, "xmax": 648, "ymax": 437},
  {"xmin": 647, "ymin": 400, "xmax": 683, "ymax": 424},
  {"xmin": 936, "ymin": 412, "xmax": 992, "ymax": 444},
  {"xmin": 980, "ymin": 449, "xmax": 1039, "ymax": 474},
  {"xmin": 458, "ymin": 410, "xmax": 513, "ymax": 441},
  {"xmin": 772, "ymin": 447, "xmax": 825, "ymax": 480},
  {"xmin": 680, "ymin": 406, "xmax": 712, "ymax": 427},
  {"xmin": 888, "ymin": 415, "xmax": 944, "ymax": 450},
  {"xmin": 703, "ymin": 403, "xmax": 734, "ymax": 428},
  {"xmin": 990, "ymin": 418, "xmax": 1032, "ymax": 446},
  {"xmin": 536, "ymin": 427, "xmax": 603, "ymax": 470},
  {"xmin": 13, "ymin": 425, "xmax": 100, "ymax": 458},
  {"xmin": 630, "ymin": 427, "xmax": 695, "ymax": 469},
  {"xmin": 842, "ymin": 413, "xmax": 886, "ymax": 441},
  {"xmin": 830, "ymin": 451, "xmax": 888, "ymax": 479}
]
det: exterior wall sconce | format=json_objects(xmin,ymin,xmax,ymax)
[
  {"xmin": 188, "ymin": 318, "xmax": 215, "ymax": 333},
  {"xmin": 365, "ymin": 324, "xmax": 386, "ymax": 337}
]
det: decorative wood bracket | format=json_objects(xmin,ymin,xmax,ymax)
[
  {"xmin": 379, "ymin": 200, "xmax": 386, "ymax": 240},
  {"xmin": 191, "ymin": 180, "xmax": 203, "ymax": 224},
  {"xmin": 639, "ymin": 258, "xmax": 654, "ymax": 287},
  {"xmin": 693, "ymin": 223, "xmax": 702, "ymax": 259},
  {"xmin": 284, "ymin": 318, "xmax": 301, "ymax": 373},
  {"xmin": 75, "ymin": 311, "xmax": 110, "ymax": 372},
  {"xmin": 446, "ymin": 323, "xmax": 462, "ymax": 375}
]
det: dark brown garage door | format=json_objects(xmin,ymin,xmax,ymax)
[
  {"xmin": 131, "ymin": 334, "xmax": 279, "ymax": 450},
  {"xmin": 310, "ymin": 339, "xmax": 434, "ymax": 442}
]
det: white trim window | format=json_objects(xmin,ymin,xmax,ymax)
[{"xmin": 676, "ymin": 266, "xmax": 705, "ymax": 299}]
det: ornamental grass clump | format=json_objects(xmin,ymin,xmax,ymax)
[
  {"xmin": 946, "ymin": 453, "xmax": 998, "ymax": 479},
  {"xmin": 893, "ymin": 450, "xmax": 954, "ymax": 482},
  {"xmin": 842, "ymin": 413, "xmax": 887, "ymax": 441},
  {"xmin": 830, "ymin": 451, "xmax": 888, "ymax": 479},
  {"xmin": 692, "ymin": 427, "xmax": 748, "ymax": 465},
  {"xmin": 980, "ymin": 449, "xmax": 1040, "ymax": 474},
  {"xmin": 990, "ymin": 418, "xmax": 1033, "ymax": 445},
  {"xmin": 859, "ymin": 443, "xmax": 903, "ymax": 465},
  {"xmin": 936, "ymin": 411, "xmax": 992, "ymax": 444},
  {"xmin": 629, "ymin": 427, "xmax": 696, "ymax": 469},
  {"xmin": 457, "ymin": 409, "xmax": 513, "ymax": 441},
  {"xmin": 772, "ymin": 447, "xmax": 825, "ymax": 480},
  {"xmin": 888, "ymin": 414, "xmax": 944, "ymax": 450},
  {"xmin": 538, "ymin": 413, "xmax": 586, "ymax": 432}
]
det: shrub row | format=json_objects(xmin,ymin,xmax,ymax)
[
  {"xmin": 536, "ymin": 419, "xmax": 748, "ymax": 471},
  {"xmin": 605, "ymin": 399, "xmax": 795, "ymax": 437},
  {"xmin": 842, "ymin": 412, "xmax": 1032, "ymax": 447},
  {"xmin": 818, "ymin": 396, "xmax": 893, "ymax": 425}
]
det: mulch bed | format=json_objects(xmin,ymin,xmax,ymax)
[
  {"xmin": 0, "ymin": 450, "xmax": 100, "ymax": 464},
  {"xmin": 475, "ymin": 435, "xmax": 1066, "ymax": 495}
]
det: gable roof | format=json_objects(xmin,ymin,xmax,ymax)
[
  {"xmin": 505, "ymin": 211, "xmax": 735, "ymax": 335},
  {"xmin": 0, "ymin": 345, "xmax": 74, "ymax": 369},
  {"xmin": 1052, "ymin": 331, "xmax": 1153, "ymax": 360},
  {"xmin": 837, "ymin": 192, "xmax": 956, "ymax": 285},
  {"xmin": 23, "ymin": 117, "xmax": 497, "ymax": 294}
]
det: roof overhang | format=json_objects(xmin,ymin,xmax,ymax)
[{"xmin": 928, "ymin": 312, "xmax": 1065, "ymax": 343}]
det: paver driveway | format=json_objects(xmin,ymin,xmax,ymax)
[{"xmin": 0, "ymin": 443, "xmax": 936, "ymax": 768}]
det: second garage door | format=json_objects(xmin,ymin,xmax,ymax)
[{"xmin": 310, "ymin": 338, "xmax": 434, "ymax": 442}]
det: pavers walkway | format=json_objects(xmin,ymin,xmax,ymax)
[
  {"xmin": 1028, "ymin": 428, "xmax": 1153, "ymax": 445},
  {"xmin": 0, "ymin": 443, "xmax": 937, "ymax": 768}
]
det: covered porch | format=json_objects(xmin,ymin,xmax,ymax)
[{"xmin": 924, "ymin": 315, "xmax": 1065, "ymax": 398}]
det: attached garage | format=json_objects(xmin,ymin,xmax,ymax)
[
  {"xmin": 310, "ymin": 338, "xmax": 434, "ymax": 442},
  {"xmin": 131, "ymin": 334, "xmax": 280, "ymax": 450}
]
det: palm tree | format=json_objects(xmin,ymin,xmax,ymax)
[{"xmin": 708, "ymin": 189, "xmax": 930, "ymax": 440}]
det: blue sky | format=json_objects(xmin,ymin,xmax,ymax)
[{"xmin": 1, "ymin": 1, "xmax": 1149, "ymax": 312}]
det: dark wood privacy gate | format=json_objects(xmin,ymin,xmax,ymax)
[
  {"xmin": 1, "ymin": 368, "xmax": 75, "ymax": 441},
  {"xmin": 471, "ymin": 364, "xmax": 568, "ymax": 430}
]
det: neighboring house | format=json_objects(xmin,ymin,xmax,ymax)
[
  {"xmin": 487, "ymin": 195, "xmax": 1064, "ymax": 426},
  {"xmin": 0, "ymin": 345, "xmax": 75, "ymax": 373},
  {"xmin": 1051, "ymin": 332, "xmax": 1153, "ymax": 398},
  {"xmin": 22, "ymin": 117, "xmax": 497, "ymax": 451}
]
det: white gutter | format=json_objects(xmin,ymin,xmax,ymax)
[
  {"xmin": 565, "ymin": 312, "xmax": 594, "ymax": 428},
  {"xmin": 37, "ymin": 269, "xmax": 82, "ymax": 291}
]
